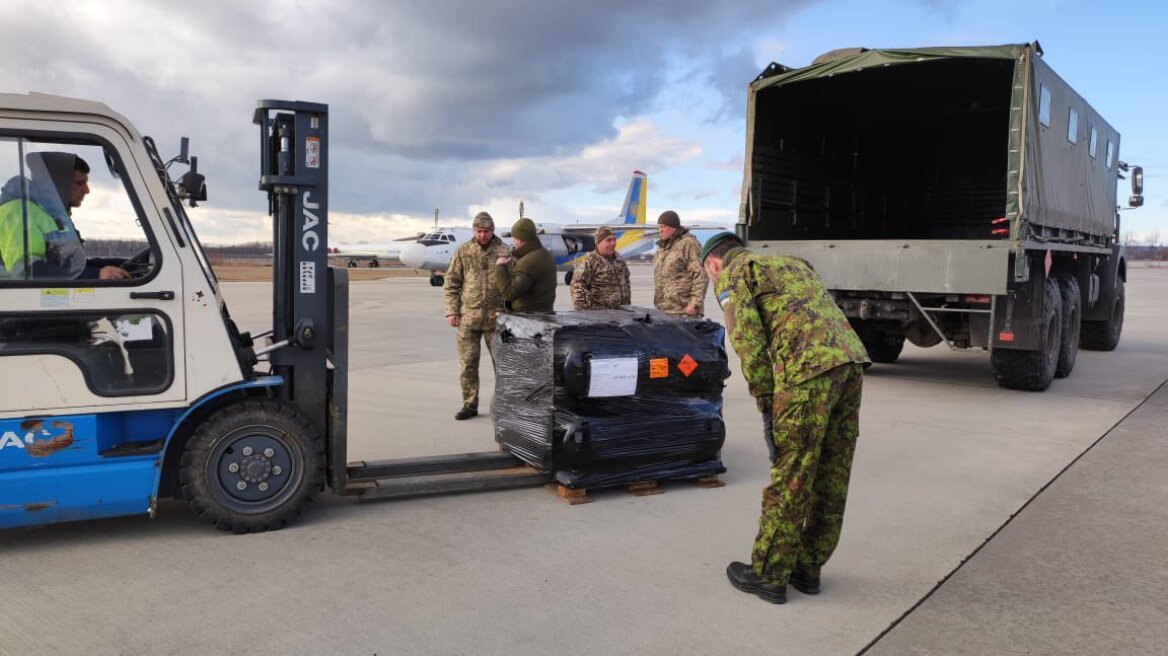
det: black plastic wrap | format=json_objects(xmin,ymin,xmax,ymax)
[{"xmin": 492, "ymin": 307, "xmax": 730, "ymax": 487}]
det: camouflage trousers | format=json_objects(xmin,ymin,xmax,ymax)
[
  {"xmin": 456, "ymin": 325, "xmax": 497, "ymax": 410},
  {"xmin": 752, "ymin": 363, "xmax": 864, "ymax": 584}
]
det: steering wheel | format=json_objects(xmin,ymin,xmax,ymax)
[{"xmin": 121, "ymin": 246, "xmax": 154, "ymax": 277}]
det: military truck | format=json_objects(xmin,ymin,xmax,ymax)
[{"xmin": 738, "ymin": 43, "xmax": 1144, "ymax": 390}]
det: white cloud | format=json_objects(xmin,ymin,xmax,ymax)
[
  {"xmin": 483, "ymin": 119, "xmax": 701, "ymax": 197},
  {"xmin": 0, "ymin": 0, "xmax": 816, "ymax": 221}
]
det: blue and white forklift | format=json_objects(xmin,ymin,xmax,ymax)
[{"xmin": 0, "ymin": 95, "xmax": 544, "ymax": 533}]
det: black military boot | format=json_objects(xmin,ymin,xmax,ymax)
[
  {"xmin": 454, "ymin": 407, "xmax": 478, "ymax": 420},
  {"xmin": 788, "ymin": 568, "xmax": 821, "ymax": 595},
  {"xmin": 726, "ymin": 562, "xmax": 787, "ymax": 604}
]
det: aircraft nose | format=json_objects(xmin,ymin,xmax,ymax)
[{"xmin": 399, "ymin": 243, "xmax": 428, "ymax": 269}]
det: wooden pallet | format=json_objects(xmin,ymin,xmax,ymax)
[{"xmin": 549, "ymin": 475, "xmax": 724, "ymax": 505}]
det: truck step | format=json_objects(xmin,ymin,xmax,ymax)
[{"xmin": 345, "ymin": 466, "xmax": 548, "ymax": 500}]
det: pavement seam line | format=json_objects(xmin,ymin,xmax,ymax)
[{"xmin": 855, "ymin": 376, "xmax": 1168, "ymax": 656}]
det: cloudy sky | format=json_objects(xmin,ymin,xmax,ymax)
[{"xmin": 1, "ymin": 0, "xmax": 1164, "ymax": 244}]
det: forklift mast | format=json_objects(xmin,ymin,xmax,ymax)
[{"xmin": 253, "ymin": 101, "xmax": 332, "ymax": 438}]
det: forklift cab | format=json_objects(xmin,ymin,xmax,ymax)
[{"xmin": 0, "ymin": 95, "xmax": 258, "ymax": 529}]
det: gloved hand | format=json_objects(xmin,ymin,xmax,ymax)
[{"xmin": 761, "ymin": 410, "xmax": 779, "ymax": 463}]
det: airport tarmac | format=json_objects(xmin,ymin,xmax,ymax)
[{"xmin": 1, "ymin": 265, "xmax": 1166, "ymax": 656}]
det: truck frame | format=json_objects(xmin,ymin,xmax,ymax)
[{"xmin": 738, "ymin": 43, "xmax": 1143, "ymax": 390}]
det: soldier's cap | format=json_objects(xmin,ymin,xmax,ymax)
[
  {"xmin": 699, "ymin": 231, "xmax": 742, "ymax": 263},
  {"xmin": 511, "ymin": 217, "xmax": 538, "ymax": 242},
  {"xmin": 472, "ymin": 211, "xmax": 494, "ymax": 231},
  {"xmin": 594, "ymin": 226, "xmax": 614, "ymax": 242},
  {"xmin": 656, "ymin": 210, "xmax": 681, "ymax": 228}
]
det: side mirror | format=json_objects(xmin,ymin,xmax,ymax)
[{"xmin": 1129, "ymin": 165, "xmax": 1144, "ymax": 207}]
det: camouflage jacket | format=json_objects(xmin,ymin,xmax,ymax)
[
  {"xmin": 494, "ymin": 239, "xmax": 557, "ymax": 313},
  {"xmin": 653, "ymin": 228, "xmax": 707, "ymax": 316},
  {"xmin": 444, "ymin": 236, "xmax": 511, "ymax": 330},
  {"xmin": 570, "ymin": 250, "xmax": 631, "ymax": 310},
  {"xmin": 714, "ymin": 247, "xmax": 869, "ymax": 398}
]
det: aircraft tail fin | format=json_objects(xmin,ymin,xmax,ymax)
[
  {"xmin": 616, "ymin": 171, "xmax": 647, "ymax": 226},
  {"xmin": 606, "ymin": 171, "xmax": 656, "ymax": 260}
]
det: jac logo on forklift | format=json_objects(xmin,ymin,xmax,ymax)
[
  {"xmin": 302, "ymin": 191, "xmax": 321, "ymax": 253},
  {"xmin": 0, "ymin": 420, "xmax": 75, "ymax": 457},
  {"xmin": 300, "ymin": 191, "xmax": 321, "ymax": 294}
]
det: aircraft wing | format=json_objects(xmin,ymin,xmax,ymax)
[
  {"xmin": 333, "ymin": 248, "xmax": 383, "ymax": 258},
  {"xmin": 555, "ymin": 222, "xmax": 731, "ymax": 235}
]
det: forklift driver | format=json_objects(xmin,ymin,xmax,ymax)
[{"xmin": 0, "ymin": 151, "xmax": 132, "ymax": 281}]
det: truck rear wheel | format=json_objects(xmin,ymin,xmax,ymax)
[
  {"xmin": 862, "ymin": 331, "xmax": 905, "ymax": 364},
  {"xmin": 180, "ymin": 399, "xmax": 323, "ymax": 533},
  {"xmin": 1055, "ymin": 277, "xmax": 1081, "ymax": 378},
  {"xmin": 852, "ymin": 320, "xmax": 905, "ymax": 364},
  {"xmin": 992, "ymin": 277, "xmax": 1062, "ymax": 391},
  {"xmin": 1080, "ymin": 278, "xmax": 1124, "ymax": 351}
]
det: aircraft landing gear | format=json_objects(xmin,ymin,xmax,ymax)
[
  {"xmin": 347, "ymin": 259, "xmax": 357, "ymax": 268},
  {"xmin": 429, "ymin": 273, "xmax": 445, "ymax": 287},
  {"xmin": 564, "ymin": 271, "xmax": 574, "ymax": 286},
  {"xmin": 369, "ymin": 258, "xmax": 380, "ymax": 268}
]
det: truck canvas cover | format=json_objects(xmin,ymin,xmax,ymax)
[{"xmin": 742, "ymin": 43, "xmax": 1121, "ymax": 253}]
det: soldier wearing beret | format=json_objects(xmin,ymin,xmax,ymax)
[{"xmin": 700, "ymin": 231, "xmax": 870, "ymax": 604}]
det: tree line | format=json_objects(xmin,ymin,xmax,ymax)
[{"xmin": 85, "ymin": 239, "xmax": 273, "ymax": 261}]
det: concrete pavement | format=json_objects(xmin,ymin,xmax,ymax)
[
  {"xmin": 0, "ymin": 266, "xmax": 1164, "ymax": 656},
  {"xmin": 865, "ymin": 381, "xmax": 1168, "ymax": 655}
]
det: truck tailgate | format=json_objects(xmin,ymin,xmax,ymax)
[{"xmin": 749, "ymin": 239, "xmax": 1010, "ymax": 294}]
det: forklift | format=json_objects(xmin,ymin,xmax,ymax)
[{"xmin": 0, "ymin": 96, "xmax": 544, "ymax": 533}]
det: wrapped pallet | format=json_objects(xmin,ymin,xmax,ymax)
[{"xmin": 492, "ymin": 307, "xmax": 730, "ymax": 489}]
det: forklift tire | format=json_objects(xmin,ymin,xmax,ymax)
[
  {"xmin": 1080, "ymin": 278, "xmax": 1124, "ymax": 351},
  {"xmin": 1054, "ymin": 277, "xmax": 1081, "ymax": 378},
  {"xmin": 992, "ymin": 277, "xmax": 1062, "ymax": 391},
  {"xmin": 564, "ymin": 271, "xmax": 574, "ymax": 286},
  {"xmin": 180, "ymin": 399, "xmax": 323, "ymax": 534}
]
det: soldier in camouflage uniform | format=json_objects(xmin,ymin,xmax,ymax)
[
  {"xmin": 570, "ymin": 226, "xmax": 630, "ymax": 310},
  {"xmin": 494, "ymin": 217, "xmax": 557, "ymax": 313},
  {"xmin": 652, "ymin": 210, "xmax": 707, "ymax": 318},
  {"xmin": 444, "ymin": 211, "xmax": 511, "ymax": 420},
  {"xmin": 700, "ymin": 232, "xmax": 870, "ymax": 604}
]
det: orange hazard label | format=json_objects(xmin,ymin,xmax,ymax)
[
  {"xmin": 649, "ymin": 358, "xmax": 670, "ymax": 379},
  {"xmin": 677, "ymin": 354, "xmax": 698, "ymax": 378}
]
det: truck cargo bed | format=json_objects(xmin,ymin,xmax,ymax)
[{"xmin": 748, "ymin": 57, "xmax": 1015, "ymax": 242}]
